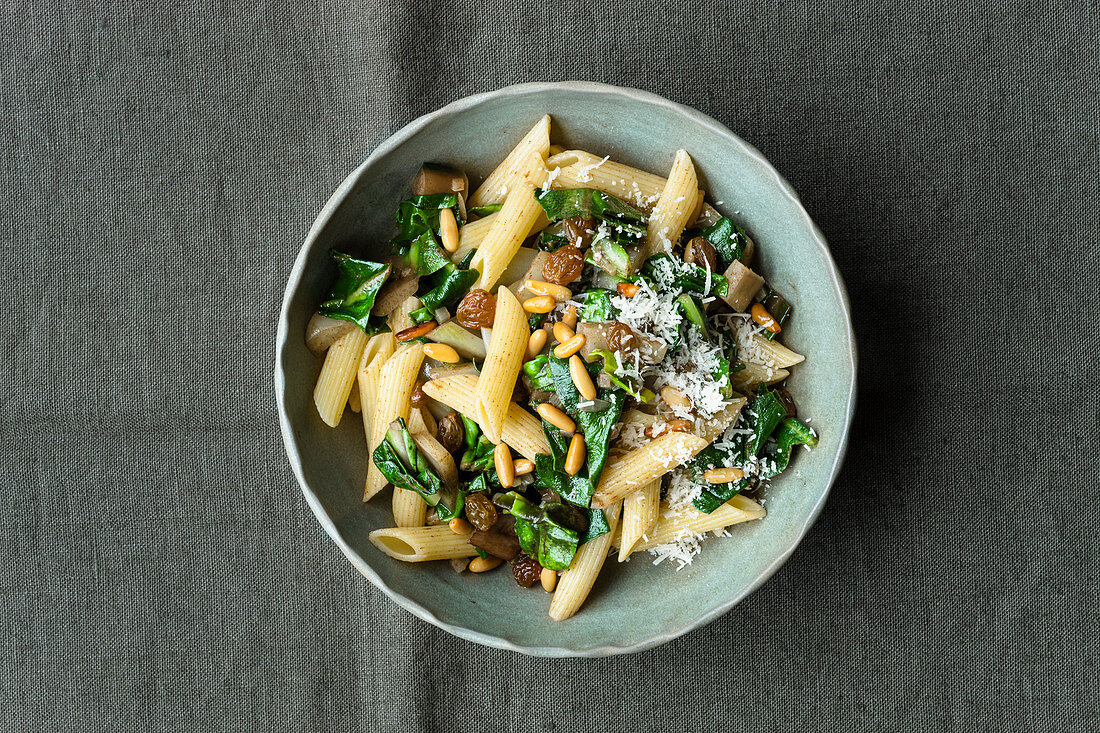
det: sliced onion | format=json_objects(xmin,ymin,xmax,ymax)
[
  {"xmin": 433, "ymin": 306, "xmax": 450, "ymax": 324},
  {"xmin": 305, "ymin": 312, "xmax": 356, "ymax": 355},
  {"xmin": 428, "ymin": 321, "xmax": 487, "ymax": 360}
]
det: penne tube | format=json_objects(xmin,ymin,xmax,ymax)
[
  {"xmin": 406, "ymin": 406, "xmax": 435, "ymax": 436},
  {"xmin": 369, "ymin": 525, "xmax": 480, "ymax": 562},
  {"xmin": 358, "ymin": 356, "xmax": 386, "ymax": 451},
  {"xmin": 348, "ymin": 380, "xmax": 361, "ymax": 413},
  {"xmin": 642, "ymin": 149, "xmax": 699, "ymax": 263},
  {"xmin": 468, "ymin": 115, "xmax": 551, "ymax": 207},
  {"xmin": 388, "ymin": 296, "xmax": 422, "ymax": 335},
  {"xmin": 549, "ymin": 502, "xmax": 622, "ymax": 621},
  {"xmin": 617, "ymin": 479, "xmax": 661, "ymax": 561},
  {"xmin": 457, "ymin": 210, "xmax": 550, "ymax": 263},
  {"xmin": 592, "ymin": 432, "xmax": 709, "ymax": 508},
  {"xmin": 475, "ymin": 288, "xmax": 528, "ymax": 443},
  {"xmin": 364, "ymin": 344, "xmax": 425, "ymax": 501},
  {"xmin": 421, "ymin": 375, "xmax": 550, "ymax": 460},
  {"xmin": 750, "ymin": 334, "xmax": 805, "ymax": 368},
  {"xmin": 392, "ymin": 478, "xmax": 427, "ymax": 527},
  {"xmin": 697, "ymin": 396, "xmax": 747, "ymax": 442},
  {"xmin": 313, "ymin": 327, "xmax": 369, "ymax": 427},
  {"xmin": 547, "ymin": 149, "xmax": 706, "ymax": 216},
  {"xmin": 471, "ymin": 179, "xmax": 547, "ymax": 291},
  {"xmin": 628, "ymin": 495, "xmax": 766, "ymax": 552},
  {"xmin": 731, "ymin": 362, "xmax": 789, "ymax": 393}
]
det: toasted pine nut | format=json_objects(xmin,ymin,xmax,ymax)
[
  {"xmin": 449, "ymin": 517, "xmax": 473, "ymax": 535},
  {"xmin": 553, "ymin": 321, "xmax": 574, "ymax": 344},
  {"xmin": 540, "ymin": 567, "xmax": 558, "ymax": 592},
  {"xmin": 494, "ymin": 443, "xmax": 515, "ymax": 488},
  {"xmin": 569, "ymin": 354, "xmax": 597, "ymax": 401},
  {"xmin": 751, "ymin": 303, "xmax": 780, "ymax": 333},
  {"xmin": 524, "ymin": 279, "xmax": 573, "ymax": 301},
  {"xmin": 536, "ymin": 403, "xmax": 575, "ymax": 433},
  {"xmin": 423, "ymin": 342, "xmax": 460, "ymax": 363},
  {"xmin": 660, "ymin": 386, "xmax": 692, "ymax": 409},
  {"xmin": 469, "ymin": 555, "xmax": 503, "ymax": 573},
  {"xmin": 617, "ymin": 282, "xmax": 639, "ymax": 298},
  {"xmin": 513, "ymin": 458, "xmax": 535, "ymax": 476},
  {"xmin": 526, "ymin": 328, "xmax": 547, "ymax": 359},
  {"xmin": 553, "ymin": 333, "xmax": 586, "ymax": 359},
  {"xmin": 523, "ymin": 295, "xmax": 557, "ymax": 313},
  {"xmin": 439, "ymin": 207, "xmax": 459, "ymax": 253},
  {"xmin": 396, "ymin": 321, "xmax": 437, "ymax": 341},
  {"xmin": 704, "ymin": 467, "xmax": 745, "ymax": 484},
  {"xmin": 562, "ymin": 305, "xmax": 578, "ymax": 330},
  {"xmin": 564, "ymin": 433, "xmax": 586, "ymax": 475}
]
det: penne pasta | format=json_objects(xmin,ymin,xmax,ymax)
[
  {"xmin": 364, "ymin": 344, "xmax": 425, "ymax": 501},
  {"xmin": 549, "ymin": 502, "xmax": 622, "ymax": 621},
  {"xmin": 313, "ymin": 327, "xmax": 369, "ymax": 427},
  {"xmin": 698, "ymin": 396, "xmax": 747, "ymax": 442},
  {"xmin": 421, "ymin": 375, "xmax": 550, "ymax": 460},
  {"xmin": 592, "ymin": 432, "xmax": 709, "ymax": 508},
  {"xmin": 470, "ymin": 179, "xmax": 547, "ymax": 291},
  {"xmin": 750, "ymin": 334, "xmax": 806, "ymax": 368},
  {"xmin": 369, "ymin": 525, "xmax": 480, "ymax": 562},
  {"xmin": 457, "ymin": 210, "xmax": 550, "ymax": 263},
  {"xmin": 617, "ymin": 479, "xmax": 661, "ymax": 561},
  {"xmin": 731, "ymin": 362, "xmax": 789, "ymax": 393},
  {"xmin": 392, "ymin": 478, "xmax": 427, "ymax": 527},
  {"xmin": 547, "ymin": 150, "xmax": 703, "ymax": 214},
  {"xmin": 388, "ymin": 296, "xmax": 422, "ymax": 336},
  {"xmin": 348, "ymin": 380, "xmax": 361, "ymax": 413},
  {"xmin": 358, "ymin": 356, "xmax": 386, "ymax": 450},
  {"xmin": 642, "ymin": 149, "xmax": 699, "ymax": 262},
  {"xmin": 628, "ymin": 495, "xmax": 766, "ymax": 552},
  {"xmin": 475, "ymin": 288, "xmax": 528, "ymax": 444},
  {"xmin": 406, "ymin": 406, "xmax": 435, "ymax": 436},
  {"xmin": 468, "ymin": 115, "xmax": 551, "ymax": 207}
]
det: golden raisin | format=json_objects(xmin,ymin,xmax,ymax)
[
  {"xmin": 542, "ymin": 245, "xmax": 585, "ymax": 285},
  {"xmin": 455, "ymin": 289, "xmax": 496, "ymax": 328},
  {"xmin": 562, "ymin": 216, "xmax": 595, "ymax": 249},
  {"xmin": 464, "ymin": 493, "xmax": 498, "ymax": 532},
  {"xmin": 605, "ymin": 321, "xmax": 636, "ymax": 352},
  {"xmin": 685, "ymin": 237, "xmax": 718, "ymax": 271},
  {"xmin": 511, "ymin": 555, "xmax": 543, "ymax": 588}
]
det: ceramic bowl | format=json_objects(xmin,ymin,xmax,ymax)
[{"xmin": 275, "ymin": 81, "xmax": 856, "ymax": 656}]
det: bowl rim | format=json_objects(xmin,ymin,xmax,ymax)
[{"xmin": 275, "ymin": 80, "xmax": 857, "ymax": 657}]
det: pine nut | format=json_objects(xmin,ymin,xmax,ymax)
[
  {"xmin": 569, "ymin": 355, "xmax": 597, "ymax": 400},
  {"xmin": 396, "ymin": 321, "xmax": 436, "ymax": 341},
  {"xmin": 526, "ymin": 328, "xmax": 547, "ymax": 359},
  {"xmin": 449, "ymin": 517, "xmax": 473, "ymax": 535},
  {"xmin": 564, "ymin": 433, "xmax": 586, "ymax": 475},
  {"xmin": 660, "ymin": 386, "xmax": 692, "ymax": 409},
  {"xmin": 751, "ymin": 303, "xmax": 781, "ymax": 333},
  {"xmin": 469, "ymin": 555, "xmax": 503, "ymax": 573},
  {"xmin": 562, "ymin": 305, "xmax": 578, "ymax": 330},
  {"xmin": 494, "ymin": 443, "xmax": 515, "ymax": 488},
  {"xmin": 423, "ymin": 343, "xmax": 460, "ymax": 363},
  {"xmin": 439, "ymin": 207, "xmax": 459, "ymax": 253},
  {"xmin": 553, "ymin": 333, "xmax": 586, "ymax": 358},
  {"xmin": 540, "ymin": 567, "xmax": 558, "ymax": 592},
  {"xmin": 617, "ymin": 282, "xmax": 640, "ymax": 298},
  {"xmin": 513, "ymin": 458, "xmax": 535, "ymax": 476},
  {"xmin": 553, "ymin": 321, "xmax": 574, "ymax": 344},
  {"xmin": 704, "ymin": 467, "xmax": 745, "ymax": 484},
  {"xmin": 524, "ymin": 279, "xmax": 573, "ymax": 301},
  {"xmin": 536, "ymin": 403, "xmax": 575, "ymax": 433},
  {"xmin": 523, "ymin": 295, "xmax": 557, "ymax": 313}
]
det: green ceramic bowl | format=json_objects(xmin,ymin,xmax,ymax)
[{"xmin": 275, "ymin": 82, "xmax": 856, "ymax": 656}]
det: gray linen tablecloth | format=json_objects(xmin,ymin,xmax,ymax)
[{"xmin": 2, "ymin": 1, "xmax": 1097, "ymax": 730}]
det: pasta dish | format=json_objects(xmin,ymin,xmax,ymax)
[{"xmin": 304, "ymin": 116, "xmax": 817, "ymax": 620}]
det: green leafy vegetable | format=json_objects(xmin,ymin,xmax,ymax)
[
  {"xmin": 372, "ymin": 418, "xmax": 442, "ymax": 505},
  {"xmin": 495, "ymin": 491, "xmax": 609, "ymax": 570},
  {"xmin": 535, "ymin": 424, "xmax": 594, "ymax": 506},
  {"xmin": 762, "ymin": 418, "xmax": 817, "ymax": 476},
  {"xmin": 576, "ymin": 289, "xmax": 615, "ymax": 322},
  {"xmin": 522, "ymin": 355, "xmax": 554, "ymax": 390},
  {"xmin": 391, "ymin": 194, "xmax": 463, "ymax": 277},
  {"xmin": 416, "ymin": 264, "xmax": 479, "ymax": 313},
  {"xmin": 533, "ymin": 188, "xmax": 647, "ymax": 235},
  {"xmin": 468, "ymin": 203, "xmax": 503, "ymax": 217},
  {"xmin": 579, "ymin": 507, "xmax": 611, "ymax": 545},
  {"xmin": 675, "ymin": 294, "xmax": 708, "ymax": 335},
  {"xmin": 641, "ymin": 254, "xmax": 726, "ymax": 298},
  {"xmin": 588, "ymin": 349, "xmax": 652, "ymax": 402},
  {"xmin": 746, "ymin": 388, "xmax": 789, "ymax": 457},
  {"xmin": 688, "ymin": 444, "xmax": 751, "ymax": 514},
  {"xmin": 528, "ymin": 312, "xmax": 548, "ymax": 330},
  {"xmin": 318, "ymin": 252, "xmax": 392, "ymax": 332}
]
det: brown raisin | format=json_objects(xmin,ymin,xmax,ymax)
[
  {"xmin": 562, "ymin": 216, "xmax": 595, "ymax": 249},
  {"xmin": 409, "ymin": 381, "xmax": 428, "ymax": 408},
  {"xmin": 455, "ymin": 288, "xmax": 496, "ymax": 328},
  {"xmin": 605, "ymin": 321, "xmax": 636, "ymax": 352},
  {"xmin": 436, "ymin": 412, "xmax": 465, "ymax": 455},
  {"xmin": 511, "ymin": 555, "xmax": 543, "ymax": 588},
  {"xmin": 464, "ymin": 493, "xmax": 498, "ymax": 532},
  {"xmin": 685, "ymin": 237, "xmax": 718, "ymax": 272},
  {"xmin": 542, "ymin": 245, "xmax": 584, "ymax": 285}
]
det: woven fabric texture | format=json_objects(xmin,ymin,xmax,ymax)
[{"xmin": 1, "ymin": 1, "xmax": 1097, "ymax": 730}]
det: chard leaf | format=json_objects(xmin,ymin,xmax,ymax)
[
  {"xmin": 468, "ymin": 203, "xmax": 502, "ymax": 217},
  {"xmin": 522, "ymin": 356, "xmax": 554, "ymax": 390},
  {"xmin": 576, "ymin": 289, "xmax": 615, "ymax": 322},
  {"xmin": 747, "ymin": 388, "xmax": 789, "ymax": 457},
  {"xmin": 546, "ymin": 355, "xmax": 625, "ymax": 484},
  {"xmin": 579, "ymin": 507, "xmax": 611, "ymax": 544},
  {"xmin": 533, "ymin": 188, "xmax": 647, "ymax": 235},
  {"xmin": 762, "ymin": 418, "xmax": 817, "ymax": 476},
  {"xmin": 417, "ymin": 263, "xmax": 479, "ymax": 311},
  {"xmin": 318, "ymin": 252, "xmax": 391, "ymax": 332},
  {"xmin": 372, "ymin": 419, "xmax": 442, "ymax": 506},
  {"xmin": 691, "ymin": 216, "xmax": 749, "ymax": 269}
]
